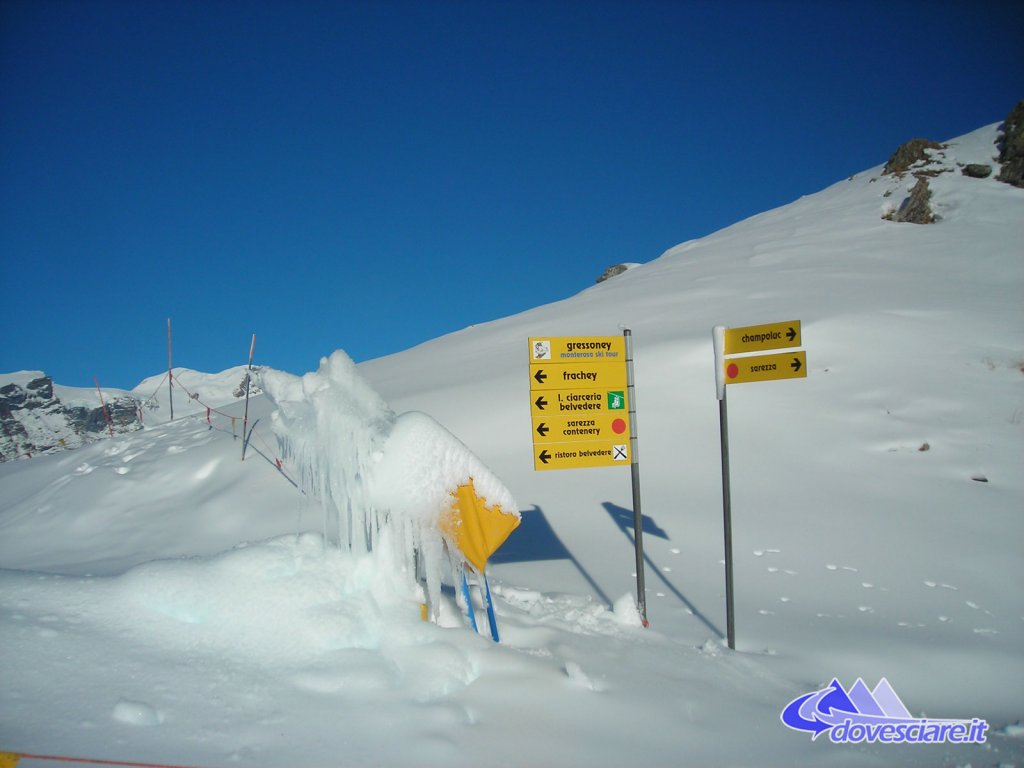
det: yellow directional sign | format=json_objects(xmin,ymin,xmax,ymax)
[
  {"xmin": 529, "ymin": 361, "xmax": 628, "ymax": 391},
  {"xmin": 532, "ymin": 413, "xmax": 631, "ymax": 444},
  {"xmin": 724, "ymin": 351, "xmax": 807, "ymax": 385},
  {"xmin": 529, "ymin": 336, "xmax": 626, "ymax": 364},
  {"xmin": 534, "ymin": 439, "xmax": 631, "ymax": 471},
  {"xmin": 531, "ymin": 388, "xmax": 629, "ymax": 417},
  {"xmin": 528, "ymin": 336, "xmax": 633, "ymax": 471},
  {"xmin": 724, "ymin": 320, "xmax": 801, "ymax": 355}
]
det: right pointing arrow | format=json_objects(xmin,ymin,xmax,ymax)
[
  {"xmin": 787, "ymin": 326, "xmax": 797, "ymax": 342},
  {"xmin": 791, "ymin": 357, "xmax": 802, "ymax": 372}
]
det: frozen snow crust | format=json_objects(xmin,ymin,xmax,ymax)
[{"xmin": 2, "ymin": 122, "xmax": 1023, "ymax": 766}]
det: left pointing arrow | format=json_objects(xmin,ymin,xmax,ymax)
[
  {"xmin": 534, "ymin": 369, "xmax": 547, "ymax": 384},
  {"xmin": 534, "ymin": 395, "xmax": 548, "ymax": 410},
  {"xmin": 536, "ymin": 423, "xmax": 549, "ymax": 437},
  {"xmin": 538, "ymin": 449, "xmax": 551, "ymax": 464}
]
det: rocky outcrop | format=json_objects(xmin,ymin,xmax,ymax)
[
  {"xmin": 232, "ymin": 368, "xmax": 264, "ymax": 398},
  {"xmin": 996, "ymin": 100, "xmax": 1024, "ymax": 188},
  {"xmin": 891, "ymin": 176, "xmax": 935, "ymax": 224},
  {"xmin": 596, "ymin": 263, "xmax": 640, "ymax": 284},
  {"xmin": 883, "ymin": 138, "xmax": 944, "ymax": 176},
  {"xmin": 0, "ymin": 374, "xmax": 143, "ymax": 461},
  {"xmin": 961, "ymin": 163, "xmax": 992, "ymax": 178}
]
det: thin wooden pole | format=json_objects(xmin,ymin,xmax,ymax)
[
  {"xmin": 94, "ymin": 376, "xmax": 114, "ymax": 438},
  {"xmin": 167, "ymin": 318, "xmax": 174, "ymax": 421},
  {"xmin": 242, "ymin": 333, "xmax": 255, "ymax": 460}
]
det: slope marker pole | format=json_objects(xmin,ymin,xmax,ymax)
[
  {"xmin": 460, "ymin": 570, "xmax": 479, "ymax": 633},
  {"xmin": 242, "ymin": 333, "xmax": 255, "ymax": 461},
  {"xmin": 482, "ymin": 573, "xmax": 500, "ymax": 642},
  {"xmin": 167, "ymin": 318, "xmax": 174, "ymax": 421},
  {"xmin": 93, "ymin": 377, "xmax": 114, "ymax": 438}
]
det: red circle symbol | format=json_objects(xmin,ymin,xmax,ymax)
[
  {"xmin": 612, "ymin": 418, "xmax": 626, "ymax": 434},
  {"xmin": 726, "ymin": 363, "xmax": 739, "ymax": 379}
]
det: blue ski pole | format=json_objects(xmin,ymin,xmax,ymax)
[{"xmin": 460, "ymin": 570, "xmax": 478, "ymax": 633}]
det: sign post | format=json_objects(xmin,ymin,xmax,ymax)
[
  {"xmin": 713, "ymin": 320, "xmax": 806, "ymax": 650},
  {"xmin": 624, "ymin": 329, "xmax": 647, "ymax": 627},
  {"xmin": 528, "ymin": 332, "xmax": 648, "ymax": 626},
  {"xmin": 712, "ymin": 326, "xmax": 735, "ymax": 650}
]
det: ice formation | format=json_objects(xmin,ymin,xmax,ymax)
[{"xmin": 260, "ymin": 351, "xmax": 519, "ymax": 615}]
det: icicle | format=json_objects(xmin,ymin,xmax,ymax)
[{"xmin": 260, "ymin": 349, "xmax": 520, "ymax": 623}]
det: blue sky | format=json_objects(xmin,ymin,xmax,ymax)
[{"xmin": 2, "ymin": 0, "xmax": 1021, "ymax": 389}]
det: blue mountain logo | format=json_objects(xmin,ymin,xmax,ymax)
[{"xmin": 781, "ymin": 678, "xmax": 988, "ymax": 745}]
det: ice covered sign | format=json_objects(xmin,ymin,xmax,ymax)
[{"xmin": 528, "ymin": 337, "xmax": 631, "ymax": 471}]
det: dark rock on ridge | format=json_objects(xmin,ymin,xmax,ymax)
[
  {"xmin": 996, "ymin": 100, "xmax": 1024, "ymax": 188},
  {"xmin": 0, "ymin": 375, "xmax": 143, "ymax": 461}
]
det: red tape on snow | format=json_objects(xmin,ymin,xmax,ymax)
[{"xmin": 12, "ymin": 752, "xmax": 209, "ymax": 768}]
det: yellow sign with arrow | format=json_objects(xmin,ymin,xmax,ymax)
[
  {"xmin": 723, "ymin": 320, "xmax": 801, "ymax": 355},
  {"xmin": 723, "ymin": 350, "xmax": 807, "ymax": 385}
]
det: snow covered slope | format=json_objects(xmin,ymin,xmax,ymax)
[
  {"xmin": 132, "ymin": 366, "xmax": 261, "ymax": 421},
  {"xmin": 1, "ymin": 123, "xmax": 1021, "ymax": 767}
]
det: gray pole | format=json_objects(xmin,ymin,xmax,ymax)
[
  {"xmin": 242, "ymin": 333, "xmax": 255, "ymax": 461},
  {"xmin": 167, "ymin": 318, "xmax": 174, "ymax": 422},
  {"xmin": 624, "ymin": 329, "xmax": 648, "ymax": 627},
  {"xmin": 719, "ymin": 388, "xmax": 735, "ymax": 650}
]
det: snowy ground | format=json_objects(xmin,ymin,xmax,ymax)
[{"xmin": 1, "ymin": 123, "xmax": 1022, "ymax": 767}]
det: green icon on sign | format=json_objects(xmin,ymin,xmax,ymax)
[{"xmin": 607, "ymin": 391, "xmax": 625, "ymax": 410}]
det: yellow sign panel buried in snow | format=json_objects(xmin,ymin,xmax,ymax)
[{"xmin": 439, "ymin": 479, "xmax": 520, "ymax": 574}]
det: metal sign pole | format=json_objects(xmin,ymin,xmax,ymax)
[
  {"xmin": 624, "ymin": 328, "xmax": 648, "ymax": 627},
  {"xmin": 713, "ymin": 326, "xmax": 736, "ymax": 650},
  {"xmin": 719, "ymin": 388, "xmax": 736, "ymax": 650}
]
